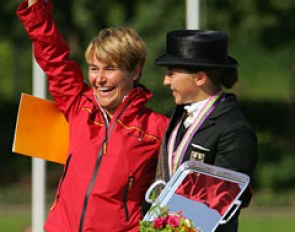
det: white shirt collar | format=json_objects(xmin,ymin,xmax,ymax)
[
  {"xmin": 183, "ymin": 98, "xmax": 209, "ymax": 128},
  {"xmin": 184, "ymin": 98, "xmax": 208, "ymax": 115}
]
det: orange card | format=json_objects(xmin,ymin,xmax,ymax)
[{"xmin": 12, "ymin": 93, "xmax": 69, "ymax": 164}]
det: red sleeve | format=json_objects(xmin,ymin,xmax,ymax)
[{"xmin": 16, "ymin": 0, "xmax": 85, "ymax": 118}]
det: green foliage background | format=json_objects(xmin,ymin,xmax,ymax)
[{"xmin": 0, "ymin": 0, "xmax": 295, "ymax": 207}]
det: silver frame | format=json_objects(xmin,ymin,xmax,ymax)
[{"xmin": 144, "ymin": 160, "xmax": 250, "ymax": 232}]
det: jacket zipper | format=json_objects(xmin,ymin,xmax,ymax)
[
  {"xmin": 78, "ymin": 139, "xmax": 106, "ymax": 232},
  {"xmin": 78, "ymin": 95, "xmax": 137, "ymax": 231},
  {"xmin": 123, "ymin": 176, "xmax": 134, "ymax": 221}
]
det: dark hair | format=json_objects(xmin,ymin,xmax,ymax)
[{"xmin": 200, "ymin": 67, "xmax": 238, "ymax": 89}]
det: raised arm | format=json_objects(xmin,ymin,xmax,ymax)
[{"xmin": 17, "ymin": 0, "xmax": 85, "ymax": 118}]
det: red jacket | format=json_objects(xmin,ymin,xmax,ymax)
[{"xmin": 17, "ymin": 1, "xmax": 169, "ymax": 231}]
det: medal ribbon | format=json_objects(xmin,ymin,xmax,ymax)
[{"xmin": 167, "ymin": 92, "xmax": 223, "ymax": 176}]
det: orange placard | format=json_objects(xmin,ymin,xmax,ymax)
[{"xmin": 12, "ymin": 93, "xmax": 69, "ymax": 164}]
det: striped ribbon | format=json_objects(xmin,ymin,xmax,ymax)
[{"xmin": 167, "ymin": 92, "xmax": 223, "ymax": 176}]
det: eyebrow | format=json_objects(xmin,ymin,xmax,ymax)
[{"xmin": 87, "ymin": 63, "xmax": 119, "ymax": 69}]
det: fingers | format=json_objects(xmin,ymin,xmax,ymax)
[{"xmin": 28, "ymin": 0, "xmax": 38, "ymax": 7}]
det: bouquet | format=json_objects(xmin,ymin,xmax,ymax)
[{"xmin": 139, "ymin": 205, "xmax": 202, "ymax": 232}]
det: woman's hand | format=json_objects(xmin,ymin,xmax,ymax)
[{"xmin": 28, "ymin": 0, "xmax": 38, "ymax": 7}]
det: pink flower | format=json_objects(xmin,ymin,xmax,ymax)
[
  {"xmin": 153, "ymin": 216, "xmax": 166, "ymax": 229},
  {"xmin": 166, "ymin": 214, "xmax": 180, "ymax": 227}
]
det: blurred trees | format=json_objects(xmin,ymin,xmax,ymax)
[
  {"xmin": 204, "ymin": 0, "xmax": 295, "ymax": 46},
  {"xmin": 0, "ymin": 0, "xmax": 295, "ymax": 192}
]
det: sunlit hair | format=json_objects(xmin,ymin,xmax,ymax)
[{"xmin": 85, "ymin": 27, "xmax": 146, "ymax": 82}]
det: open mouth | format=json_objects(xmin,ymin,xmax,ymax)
[{"xmin": 97, "ymin": 86, "xmax": 115, "ymax": 95}]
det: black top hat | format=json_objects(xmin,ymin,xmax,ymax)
[{"xmin": 155, "ymin": 30, "xmax": 238, "ymax": 68}]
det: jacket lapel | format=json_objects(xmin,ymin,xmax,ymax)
[
  {"xmin": 198, "ymin": 94, "xmax": 239, "ymax": 132},
  {"xmin": 165, "ymin": 94, "xmax": 239, "ymax": 144}
]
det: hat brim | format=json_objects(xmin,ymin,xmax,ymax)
[{"xmin": 154, "ymin": 53, "xmax": 239, "ymax": 68}]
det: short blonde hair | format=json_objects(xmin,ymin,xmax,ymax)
[{"xmin": 85, "ymin": 27, "xmax": 146, "ymax": 80}]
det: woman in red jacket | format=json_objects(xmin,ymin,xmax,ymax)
[{"xmin": 17, "ymin": 0, "xmax": 169, "ymax": 231}]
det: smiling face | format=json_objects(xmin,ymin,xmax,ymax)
[
  {"xmin": 88, "ymin": 56, "xmax": 135, "ymax": 116},
  {"xmin": 85, "ymin": 27, "xmax": 147, "ymax": 116},
  {"xmin": 163, "ymin": 68, "xmax": 200, "ymax": 105}
]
